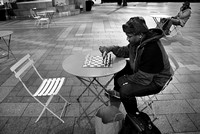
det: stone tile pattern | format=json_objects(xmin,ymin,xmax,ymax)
[{"xmin": 0, "ymin": 2, "xmax": 200, "ymax": 134}]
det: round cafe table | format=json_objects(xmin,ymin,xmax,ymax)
[
  {"xmin": 62, "ymin": 51, "xmax": 126, "ymax": 127},
  {"xmin": 0, "ymin": 31, "xmax": 16, "ymax": 60}
]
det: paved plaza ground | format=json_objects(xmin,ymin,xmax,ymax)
[{"xmin": 0, "ymin": 2, "xmax": 200, "ymax": 134}]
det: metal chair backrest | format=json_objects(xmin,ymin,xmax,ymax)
[
  {"xmin": 161, "ymin": 54, "xmax": 179, "ymax": 91},
  {"xmin": 10, "ymin": 54, "xmax": 43, "ymax": 95},
  {"xmin": 168, "ymin": 54, "xmax": 179, "ymax": 73}
]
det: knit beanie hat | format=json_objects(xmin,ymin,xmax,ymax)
[
  {"xmin": 122, "ymin": 17, "xmax": 149, "ymax": 35},
  {"xmin": 183, "ymin": 1, "xmax": 190, "ymax": 7}
]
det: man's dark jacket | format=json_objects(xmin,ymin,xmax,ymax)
[{"xmin": 110, "ymin": 28, "xmax": 173, "ymax": 87}]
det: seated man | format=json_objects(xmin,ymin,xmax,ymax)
[
  {"xmin": 160, "ymin": 1, "xmax": 191, "ymax": 35},
  {"xmin": 99, "ymin": 16, "xmax": 173, "ymax": 115}
]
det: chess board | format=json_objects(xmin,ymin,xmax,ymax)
[{"xmin": 83, "ymin": 54, "xmax": 112, "ymax": 68}]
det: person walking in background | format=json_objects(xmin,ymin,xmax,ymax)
[{"xmin": 99, "ymin": 16, "xmax": 173, "ymax": 115}]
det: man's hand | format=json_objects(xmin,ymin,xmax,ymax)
[
  {"xmin": 117, "ymin": 75, "xmax": 129, "ymax": 87},
  {"xmin": 99, "ymin": 46, "xmax": 109, "ymax": 59}
]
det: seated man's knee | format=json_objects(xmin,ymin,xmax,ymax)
[
  {"xmin": 171, "ymin": 18, "xmax": 181, "ymax": 25},
  {"xmin": 119, "ymin": 84, "xmax": 133, "ymax": 97}
]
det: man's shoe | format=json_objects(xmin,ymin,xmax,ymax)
[
  {"xmin": 105, "ymin": 89, "xmax": 120, "ymax": 99},
  {"xmin": 164, "ymin": 30, "xmax": 171, "ymax": 35}
]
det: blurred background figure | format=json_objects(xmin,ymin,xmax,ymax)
[{"xmin": 159, "ymin": 1, "xmax": 191, "ymax": 35}]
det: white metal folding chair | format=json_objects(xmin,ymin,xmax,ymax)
[
  {"xmin": 137, "ymin": 54, "xmax": 179, "ymax": 121},
  {"xmin": 167, "ymin": 17, "xmax": 191, "ymax": 37},
  {"xmin": 30, "ymin": 9, "xmax": 49, "ymax": 28},
  {"xmin": 10, "ymin": 54, "xmax": 71, "ymax": 123}
]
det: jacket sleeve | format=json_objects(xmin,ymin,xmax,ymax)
[
  {"xmin": 111, "ymin": 45, "xmax": 129, "ymax": 58},
  {"xmin": 178, "ymin": 9, "xmax": 191, "ymax": 19}
]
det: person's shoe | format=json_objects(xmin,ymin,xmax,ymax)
[
  {"xmin": 104, "ymin": 89, "xmax": 120, "ymax": 99},
  {"xmin": 164, "ymin": 30, "xmax": 171, "ymax": 35}
]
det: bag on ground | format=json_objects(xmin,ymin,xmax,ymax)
[
  {"xmin": 119, "ymin": 111, "xmax": 161, "ymax": 134},
  {"xmin": 95, "ymin": 105, "xmax": 125, "ymax": 134}
]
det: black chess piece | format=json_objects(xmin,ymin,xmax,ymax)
[
  {"xmin": 108, "ymin": 54, "xmax": 111, "ymax": 67},
  {"xmin": 105, "ymin": 55, "xmax": 108, "ymax": 67}
]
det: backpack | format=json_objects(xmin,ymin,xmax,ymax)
[{"xmin": 119, "ymin": 112, "xmax": 161, "ymax": 134}]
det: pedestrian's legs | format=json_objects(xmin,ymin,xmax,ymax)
[
  {"xmin": 122, "ymin": 0, "xmax": 127, "ymax": 6},
  {"xmin": 117, "ymin": 0, "xmax": 122, "ymax": 5}
]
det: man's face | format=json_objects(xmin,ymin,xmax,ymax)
[
  {"xmin": 182, "ymin": 2, "xmax": 189, "ymax": 8},
  {"xmin": 126, "ymin": 33, "xmax": 139, "ymax": 43}
]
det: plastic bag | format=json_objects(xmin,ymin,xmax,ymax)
[{"xmin": 95, "ymin": 105, "xmax": 125, "ymax": 134}]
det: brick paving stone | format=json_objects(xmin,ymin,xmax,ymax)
[
  {"xmin": 190, "ymin": 74, "xmax": 200, "ymax": 82},
  {"xmin": 1, "ymin": 76, "xmax": 19, "ymax": 87},
  {"xmin": 2, "ymin": 96, "xmax": 23, "ymax": 103},
  {"xmin": 17, "ymin": 88, "xmax": 30, "ymax": 96},
  {"xmin": 23, "ymin": 117, "xmax": 54, "ymax": 134},
  {"xmin": 175, "ymin": 74, "xmax": 196, "ymax": 83},
  {"xmin": 65, "ymin": 103, "xmax": 81, "ymax": 117},
  {"xmin": 71, "ymin": 85, "xmax": 88, "ymax": 96},
  {"xmin": 154, "ymin": 115, "xmax": 174, "ymax": 134},
  {"xmin": 0, "ymin": 75, "xmax": 9, "ymax": 85},
  {"xmin": 156, "ymin": 94, "xmax": 175, "ymax": 100},
  {"xmin": 59, "ymin": 85, "xmax": 72, "ymax": 96},
  {"xmin": 173, "ymin": 93, "xmax": 194, "ymax": 100},
  {"xmin": 187, "ymin": 99, "xmax": 200, "ymax": 113},
  {"xmin": 188, "ymin": 113, "xmax": 200, "ymax": 130},
  {"xmin": 190, "ymin": 93, "xmax": 200, "ymax": 99},
  {"xmin": 65, "ymin": 77, "xmax": 82, "ymax": 86},
  {"xmin": 48, "ymin": 118, "xmax": 75, "ymax": 134},
  {"xmin": 0, "ymin": 86, "xmax": 14, "ymax": 102},
  {"xmin": 0, "ymin": 117, "xmax": 30, "ymax": 134},
  {"xmin": 23, "ymin": 103, "xmax": 69, "ymax": 117},
  {"xmin": 0, "ymin": 117, "xmax": 9, "ymax": 130},
  {"xmin": 0, "ymin": 2, "xmax": 200, "ymax": 134},
  {"xmin": 45, "ymin": 64, "xmax": 59, "ymax": 70},
  {"xmin": 74, "ymin": 117, "xmax": 95, "ymax": 133},
  {"xmin": 21, "ymin": 96, "xmax": 36, "ymax": 103},
  {"xmin": 167, "ymin": 114, "xmax": 198, "ymax": 133},
  {"xmin": 22, "ymin": 103, "xmax": 43, "ymax": 117},
  {"xmin": 162, "ymin": 84, "xmax": 180, "ymax": 94},
  {"xmin": 176, "ymin": 67, "xmax": 193, "ymax": 74},
  {"xmin": 190, "ymin": 82, "xmax": 200, "ymax": 92},
  {"xmin": 46, "ymin": 70, "xmax": 63, "ymax": 78},
  {"xmin": 154, "ymin": 100, "xmax": 195, "ymax": 114},
  {"xmin": 173, "ymin": 83, "xmax": 198, "ymax": 93},
  {"xmin": 0, "ymin": 103, "xmax": 28, "ymax": 116}
]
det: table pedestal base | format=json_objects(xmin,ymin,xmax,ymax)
[{"xmin": 76, "ymin": 76, "xmax": 114, "ymax": 128}]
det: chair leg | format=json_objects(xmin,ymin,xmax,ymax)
[
  {"xmin": 58, "ymin": 93, "xmax": 71, "ymax": 118},
  {"xmin": 40, "ymin": 22, "xmax": 43, "ymax": 28},
  {"xmin": 138, "ymin": 96, "xmax": 158, "ymax": 121},
  {"xmin": 35, "ymin": 95, "xmax": 54, "ymax": 123},
  {"xmin": 35, "ymin": 20, "xmax": 39, "ymax": 26},
  {"xmin": 169, "ymin": 25, "xmax": 182, "ymax": 36},
  {"xmin": 46, "ymin": 21, "xmax": 49, "ymax": 28},
  {"xmin": 37, "ymin": 20, "xmax": 41, "ymax": 28},
  {"xmin": 34, "ymin": 95, "xmax": 65, "ymax": 123},
  {"xmin": 149, "ymin": 102, "xmax": 158, "ymax": 121}
]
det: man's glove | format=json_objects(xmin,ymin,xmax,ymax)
[
  {"xmin": 117, "ymin": 75, "xmax": 129, "ymax": 87},
  {"xmin": 99, "ymin": 46, "xmax": 113, "ymax": 58}
]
